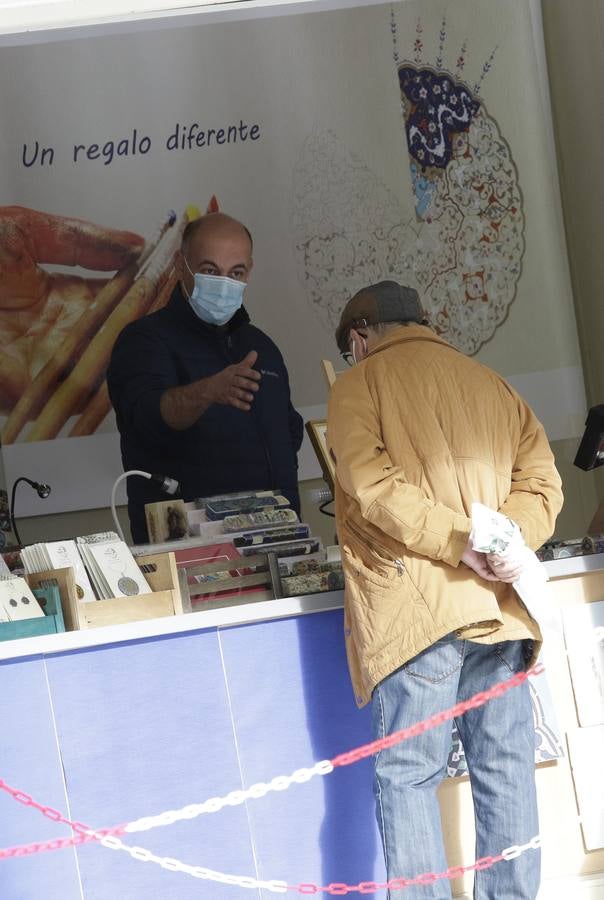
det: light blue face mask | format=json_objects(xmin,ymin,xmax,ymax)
[{"xmin": 184, "ymin": 261, "xmax": 246, "ymax": 326}]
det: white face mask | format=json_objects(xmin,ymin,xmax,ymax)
[{"xmin": 183, "ymin": 260, "xmax": 246, "ymax": 326}]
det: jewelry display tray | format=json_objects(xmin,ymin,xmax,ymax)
[{"xmin": 25, "ymin": 553, "xmax": 183, "ymax": 631}]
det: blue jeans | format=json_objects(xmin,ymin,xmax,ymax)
[{"xmin": 371, "ymin": 636, "xmax": 539, "ymax": 899}]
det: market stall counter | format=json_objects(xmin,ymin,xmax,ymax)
[{"xmin": 0, "ymin": 555, "xmax": 603, "ymax": 899}]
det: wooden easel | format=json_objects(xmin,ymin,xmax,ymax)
[{"xmin": 321, "ymin": 359, "xmax": 338, "ymax": 389}]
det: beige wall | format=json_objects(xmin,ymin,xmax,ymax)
[
  {"xmin": 551, "ymin": 439, "xmax": 600, "ymax": 539},
  {"xmin": 14, "ymin": 504, "xmax": 131, "ymax": 548},
  {"xmin": 541, "ymin": 0, "xmax": 604, "ymax": 517},
  {"xmin": 542, "ymin": 0, "xmax": 604, "ymax": 409}
]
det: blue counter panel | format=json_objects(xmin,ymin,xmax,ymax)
[
  {"xmin": 45, "ymin": 629, "xmax": 258, "ymax": 900},
  {"xmin": 0, "ymin": 656, "xmax": 82, "ymax": 899},
  {"xmin": 0, "ymin": 613, "xmax": 386, "ymax": 898},
  {"xmin": 219, "ymin": 610, "xmax": 386, "ymax": 897}
]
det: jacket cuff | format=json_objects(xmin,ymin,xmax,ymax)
[{"xmin": 443, "ymin": 514, "xmax": 472, "ymax": 567}]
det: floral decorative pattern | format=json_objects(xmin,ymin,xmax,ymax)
[
  {"xmin": 399, "ymin": 66, "xmax": 480, "ymax": 170},
  {"xmin": 292, "ymin": 16, "xmax": 525, "ymax": 356}
]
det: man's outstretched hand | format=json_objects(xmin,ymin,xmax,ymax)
[{"xmin": 208, "ymin": 351, "xmax": 261, "ymax": 412}]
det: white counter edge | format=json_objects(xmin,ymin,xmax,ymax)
[
  {"xmin": 0, "ymin": 590, "xmax": 345, "ymax": 662},
  {"xmin": 2, "ymin": 552, "xmax": 603, "ymax": 665},
  {"xmin": 541, "ymin": 551, "xmax": 604, "ymax": 578}
]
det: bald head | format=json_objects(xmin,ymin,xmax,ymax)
[{"xmin": 181, "ymin": 212, "xmax": 253, "ymax": 256}]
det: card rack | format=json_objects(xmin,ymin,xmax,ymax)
[{"xmin": 25, "ymin": 552, "xmax": 183, "ymax": 631}]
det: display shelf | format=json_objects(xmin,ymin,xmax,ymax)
[{"xmin": 24, "ymin": 552, "xmax": 182, "ymax": 632}]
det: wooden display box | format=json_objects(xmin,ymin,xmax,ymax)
[
  {"xmin": 26, "ymin": 552, "xmax": 183, "ymax": 631},
  {"xmin": 0, "ymin": 585, "xmax": 65, "ymax": 642},
  {"xmin": 178, "ymin": 551, "xmax": 277, "ymax": 613}
]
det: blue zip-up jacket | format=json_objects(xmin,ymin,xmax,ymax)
[{"xmin": 107, "ymin": 285, "xmax": 304, "ymax": 543}]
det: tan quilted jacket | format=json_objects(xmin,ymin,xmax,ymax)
[{"xmin": 327, "ymin": 324, "xmax": 563, "ymax": 707}]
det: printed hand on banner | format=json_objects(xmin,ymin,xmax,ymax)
[{"xmin": 0, "ymin": 206, "xmax": 144, "ymax": 413}]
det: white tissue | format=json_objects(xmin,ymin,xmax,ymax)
[{"xmin": 470, "ymin": 502, "xmax": 556, "ymax": 632}]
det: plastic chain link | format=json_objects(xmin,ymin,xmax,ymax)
[
  {"xmin": 0, "ymin": 780, "xmax": 127, "ymax": 860},
  {"xmin": 125, "ymin": 761, "xmax": 335, "ymax": 834},
  {"xmin": 89, "ymin": 831, "xmax": 289, "ymax": 893},
  {"xmin": 84, "ymin": 829, "xmax": 541, "ymax": 893},
  {"xmin": 0, "ymin": 831, "xmax": 125, "ymax": 860}
]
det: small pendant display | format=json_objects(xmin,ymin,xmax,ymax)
[{"xmin": 117, "ymin": 576, "xmax": 140, "ymax": 596}]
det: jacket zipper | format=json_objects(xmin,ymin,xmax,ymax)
[
  {"xmin": 347, "ymin": 519, "xmax": 405, "ymax": 578},
  {"xmin": 225, "ymin": 333, "xmax": 275, "ymax": 489}
]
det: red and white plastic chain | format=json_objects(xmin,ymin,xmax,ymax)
[
  {"xmin": 0, "ymin": 783, "xmax": 125, "ymax": 859},
  {"xmin": 32, "ymin": 828, "xmax": 541, "ymax": 893},
  {"xmin": 0, "ymin": 663, "xmax": 544, "ymax": 872},
  {"xmin": 287, "ymin": 835, "xmax": 542, "ymax": 894}
]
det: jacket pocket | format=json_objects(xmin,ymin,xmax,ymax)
[
  {"xmin": 342, "ymin": 545, "xmax": 424, "ymax": 628},
  {"xmin": 345, "ymin": 521, "xmax": 406, "ymax": 579},
  {"xmin": 342, "ymin": 545, "xmax": 398, "ymax": 589},
  {"xmin": 345, "ymin": 520, "xmax": 425, "ymax": 607}
]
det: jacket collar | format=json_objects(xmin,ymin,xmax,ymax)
[
  {"xmin": 366, "ymin": 323, "xmax": 458, "ymax": 358},
  {"xmin": 167, "ymin": 282, "xmax": 251, "ymax": 335}
]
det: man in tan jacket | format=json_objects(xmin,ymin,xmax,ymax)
[{"xmin": 328, "ymin": 281, "xmax": 563, "ymax": 900}]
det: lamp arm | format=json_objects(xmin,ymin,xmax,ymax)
[
  {"xmin": 9, "ymin": 477, "xmax": 27, "ymax": 548},
  {"xmin": 111, "ymin": 470, "xmax": 152, "ymax": 543}
]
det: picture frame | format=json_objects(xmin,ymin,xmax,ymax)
[
  {"xmin": 144, "ymin": 498, "xmax": 189, "ymax": 544},
  {"xmin": 305, "ymin": 419, "xmax": 335, "ymax": 494}
]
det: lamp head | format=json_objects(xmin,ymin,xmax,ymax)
[
  {"xmin": 9, "ymin": 476, "xmax": 52, "ymax": 549},
  {"xmin": 34, "ymin": 482, "xmax": 51, "ymax": 499},
  {"xmin": 155, "ymin": 475, "xmax": 179, "ymax": 496},
  {"xmin": 17, "ymin": 476, "xmax": 51, "ymax": 499}
]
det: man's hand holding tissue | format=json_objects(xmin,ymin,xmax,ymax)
[
  {"xmin": 486, "ymin": 552, "xmax": 525, "ymax": 583},
  {"xmin": 460, "ymin": 543, "xmax": 500, "ymax": 581}
]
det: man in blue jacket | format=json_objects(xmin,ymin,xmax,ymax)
[{"xmin": 107, "ymin": 212, "xmax": 303, "ymax": 543}]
